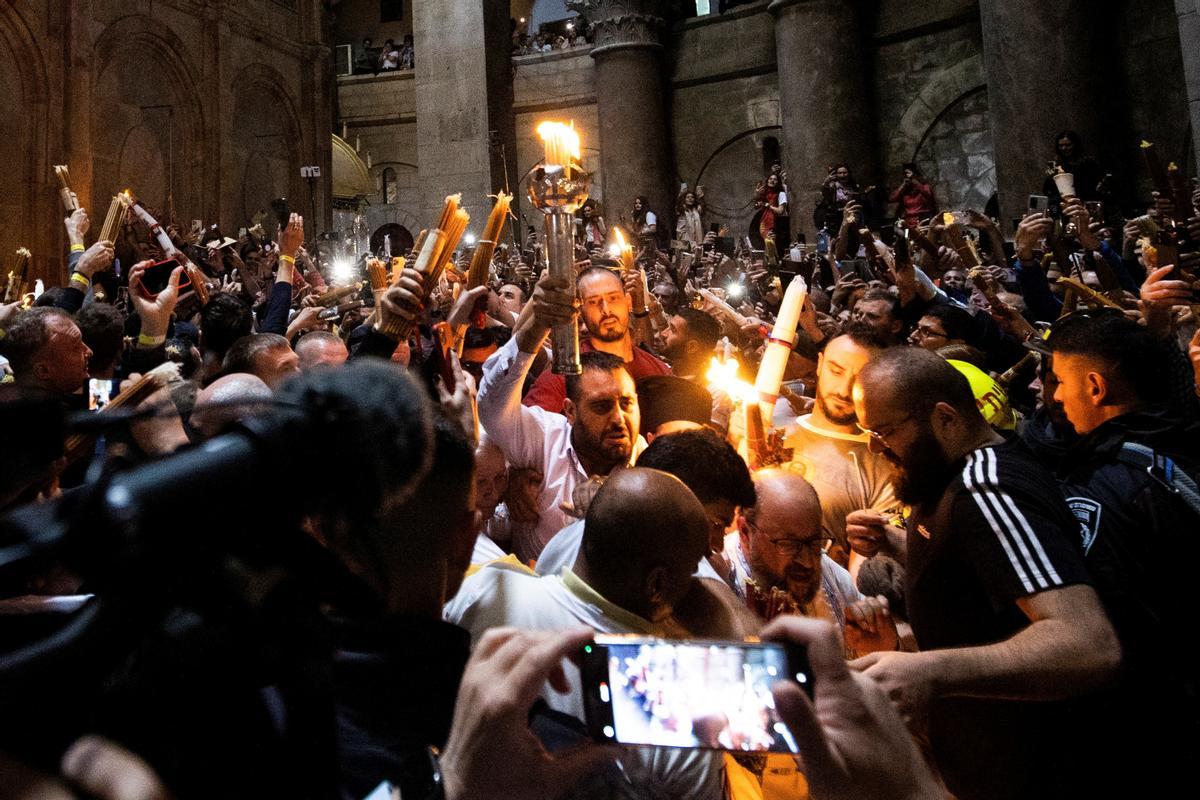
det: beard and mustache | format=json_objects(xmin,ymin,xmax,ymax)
[{"xmin": 884, "ymin": 423, "xmax": 958, "ymax": 507}]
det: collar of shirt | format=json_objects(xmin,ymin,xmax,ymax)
[{"xmin": 560, "ymin": 567, "xmax": 659, "ymax": 634}]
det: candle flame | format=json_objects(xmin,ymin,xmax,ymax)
[
  {"xmin": 706, "ymin": 356, "xmax": 756, "ymax": 404},
  {"xmin": 612, "ymin": 227, "xmax": 626, "ymax": 248},
  {"xmin": 537, "ymin": 121, "xmax": 581, "ymax": 166},
  {"xmin": 941, "ymin": 211, "xmax": 955, "ymax": 226}
]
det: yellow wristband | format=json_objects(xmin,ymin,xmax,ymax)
[
  {"xmin": 137, "ymin": 332, "xmax": 166, "ymax": 347},
  {"xmin": 279, "ymin": 254, "xmax": 296, "ymax": 266},
  {"xmin": 70, "ymin": 243, "xmax": 85, "ymax": 253},
  {"xmin": 70, "ymin": 272, "xmax": 90, "ymax": 289}
]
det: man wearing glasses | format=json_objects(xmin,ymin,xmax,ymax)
[
  {"xmin": 725, "ymin": 469, "xmax": 861, "ymax": 629},
  {"xmin": 850, "ymin": 347, "xmax": 1118, "ymax": 800}
]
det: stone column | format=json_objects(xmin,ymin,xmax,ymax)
[
  {"xmin": 570, "ymin": 0, "xmax": 673, "ymax": 237},
  {"xmin": 769, "ymin": 0, "xmax": 874, "ymax": 242},
  {"xmin": 413, "ymin": 0, "xmax": 516, "ymax": 230},
  {"xmin": 978, "ymin": 0, "xmax": 1107, "ymax": 234},
  {"xmin": 1177, "ymin": 0, "xmax": 1200, "ymax": 170}
]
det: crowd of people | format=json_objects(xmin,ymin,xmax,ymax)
[
  {"xmin": 353, "ymin": 35, "xmax": 414, "ymax": 75},
  {"xmin": 0, "ymin": 121, "xmax": 1198, "ymax": 800}
]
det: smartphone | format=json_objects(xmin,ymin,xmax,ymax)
[
  {"xmin": 88, "ymin": 378, "xmax": 113, "ymax": 411},
  {"xmin": 135, "ymin": 258, "xmax": 191, "ymax": 299},
  {"xmin": 271, "ymin": 197, "xmax": 291, "ymax": 231},
  {"xmin": 779, "ymin": 258, "xmax": 815, "ymax": 292},
  {"xmin": 1028, "ymin": 194, "xmax": 1050, "ymax": 213},
  {"xmin": 581, "ymin": 635, "xmax": 811, "ymax": 753}
]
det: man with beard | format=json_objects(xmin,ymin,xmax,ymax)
[
  {"xmin": 478, "ymin": 272, "xmax": 645, "ymax": 561},
  {"xmin": 850, "ymin": 347, "xmax": 1119, "ymax": 800},
  {"xmin": 782, "ymin": 325, "xmax": 895, "ymax": 572},
  {"xmin": 657, "ymin": 307, "xmax": 720, "ymax": 382},
  {"xmin": 725, "ymin": 470, "xmax": 861, "ymax": 629},
  {"xmin": 523, "ymin": 267, "xmax": 669, "ymax": 413}
]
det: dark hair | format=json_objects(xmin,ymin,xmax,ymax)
[
  {"xmin": 1047, "ymin": 311, "xmax": 1168, "ymax": 404},
  {"xmin": 200, "ymin": 293, "xmax": 253, "ymax": 357},
  {"xmin": 636, "ymin": 375, "xmax": 712, "ymax": 436},
  {"xmin": 936, "ymin": 343, "xmax": 987, "ymax": 371},
  {"xmin": 0, "ymin": 307, "xmax": 73, "ymax": 377},
  {"xmin": 858, "ymin": 288, "xmax": 901, "ymax": 320},
  {"xmin": 576, "ymin": 265, "xmax": 620, "ymax": 291},
  {"xmin": 565, "ymin": 350, "xmax": 630, "ymax": 405},
  {"xmin": 273, "ymin": 360, "xmax": 433, "ymax": 534},
  {"xmin": 222, "ymin": 333, "xmax": 290, "ymax": 376},
  {"xmin": 164, "ymin": 337, "xmax": 202, "ymax": 380},
  {"xmin": 637, "ymin": 428, "xmax": 756, "ymax": 509},
  {"xmin": 1054, "ymin": 130, "xmax": 1083, "ymax": 151},
  {"xmin": 673, "ymin": 307, "xmax": 721, "ymax": 352},
  {"xmin": 901, "ymin": 162, "xmax": 918, "ymax": 173},
  {"xmin": 922, "ymin": 303, "xmax": 974, "ymax": 342},
  {"xmin": 838, "ymin": 320, "xmax": 894, "ymax": 351},
  {"xmin": 860, "ymin": 346, "xmax": 980, "ymax": 419},
  {"xmin": 76, "ymin": 302, "xmax": 125, "ymax": 372},
  {"xmin": 32, "ymin": 287, "xmax": 69, "ymax": 308}
]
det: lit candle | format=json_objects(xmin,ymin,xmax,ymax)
[
  {"xmin": 612, "ymin": 227, "xmax": 634, "ymax": 272},
  {"xmin": 754, "ymin": 275, "xmax": 808, "ymax": 423},
  {"xmin": 537, "ymin": 120, "xmax": 580, "ymax": 180}
]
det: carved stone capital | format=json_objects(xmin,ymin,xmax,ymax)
[{"xmin": 567, "ymin": 0, "xmax": 666, "ymax": 57}]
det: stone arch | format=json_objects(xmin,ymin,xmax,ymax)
[
  {"xmin": 369, "ymin": 223, "xmax": 414, "ymax": 256},
  {"xmin": 229, "ymin": 62, "xmax": 306, "ymax": 224},
  {"xmin": 91, "ymin": 15, "xmax": 205, "ymax": 218},
  {"xmin": 0, "ymin": 2, "xmax": 52, "ymax": 277},
  {"xmin": 690, "ymin": 126, "xmax": 784, "ymax": 235},
  {"xmin": 887, "ymin": 53, "xmax": 985, "ymax": 169}
]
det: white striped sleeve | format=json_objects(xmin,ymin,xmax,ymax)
[{"xmin": 961, "ymin": 449, "xmax": 1065, "ymax": 594}]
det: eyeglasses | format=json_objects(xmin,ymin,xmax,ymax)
[
  {"xmin": 769, "ymin": 537, "xmax": 834, "ymax": 557},
  {"xmin": 743, "ymin": 518, "xmax": 832, "ymax": 557},
  {"xmin": 859, "ymin": 412, "xmax": 915, "ymax": 452},
  {"xmin": 911, "ymin": 324, "xmax": 948, "ymax": 341}
]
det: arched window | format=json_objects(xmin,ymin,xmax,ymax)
[{"xmin": 382, "ymin": 167, "xmax": 397, "ymax": 204}]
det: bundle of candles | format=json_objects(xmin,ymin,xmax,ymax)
[
  {"xmin": 537, "ymin": 121, "xmax": 581, "ymax": 179},
  {"xmin": 315, "ymin": 282, "xmax": 363, "ymax": 307},
  {"xmin": 3, "ymin": 248, "xmax": 31, "ymax": 303},
  {"xmin": 1140, "ymin": 139, "xmax": 1195, "ymax": 240},
  {"xmin": 378, "ymin": 194, "xmax": 470, "ymax": 339},
  {"xmin": 466, "ymin": 192, "xmax": 513, "ymax": 289},
  {"xmin": 53, "ymin": 165, "xmax": 79, "ymax": 212},
  {"xmin": 941, "ymin": 212, "xmax": 981, "ymax": 267},
  {"xmin": 366, "ymin": 258, "xmax": 390, "ymax": 294},
  {"xmin": 98, "ymin": 191, "xmax": 133, "ymax": 244}
]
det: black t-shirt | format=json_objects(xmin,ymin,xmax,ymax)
[{"xmin": 906, "ymin": 437, "xmax": 1093, "ymax": 800}]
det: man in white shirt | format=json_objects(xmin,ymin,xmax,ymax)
[
  {"xmin": 477, "ymin": 272, "xmax": 645, "ymax": 561},
  {"xmin": 446, "ymin": 468, "xmax": 722, "ymax": 798}
]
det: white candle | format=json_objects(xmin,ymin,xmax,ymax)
[{"xmin": 754, "ymin": 276, "xmax": 808, "ymax": 423}]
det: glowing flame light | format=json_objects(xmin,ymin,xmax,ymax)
[
  {"xmin": 331, "ymin": 259, "xmax": 355, "ymax": 284},
  {"xmin": 706, "ymin": 356, "xmax": 757, "ymax": 404},
  {"xmin": 537, "ymin": 121, "xmax": 581, "ymax": 175}
]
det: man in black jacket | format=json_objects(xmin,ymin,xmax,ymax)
[{"xmin": 1048, "ymin": 311, "xmax": 1200, "ymax": 794}]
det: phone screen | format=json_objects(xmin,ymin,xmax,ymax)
[
  {"xmin": 582, "ymin": 636, "xmax": 809, "ymax": 753},
  {"xmin": 88, "ymin": 378, "xmax": 112, "ymax": 411},
  {"xmin": 136, "ymin": 259, "xmax": 192, "ymax": 299}
]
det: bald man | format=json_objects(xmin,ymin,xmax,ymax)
[
  {"xmin": 190, "ymin": 372, "xmax": 272, "ymax": 439},
  {"xmin": 723, "ymin": 469, "xmax": 861, "ymax": 628},
  {"xmin": 445, "ymin": 467, "xmax": 722, "ymax": 798},
  {"xmin": 295, "ymin": 331, "xmax": 349, "ymax": 370}
]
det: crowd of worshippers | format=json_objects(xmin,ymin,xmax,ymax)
[{"xmin": 1, "ymin": 132, "xmax": 1199, "ymax": 800}]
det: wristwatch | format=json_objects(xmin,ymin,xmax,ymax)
[{"xmin": 632, "ymin": 307, "xmax": 650, "ymax": 318}]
